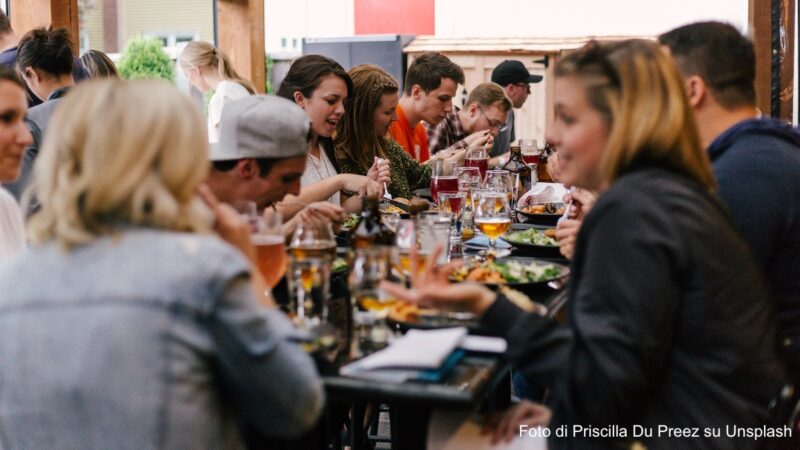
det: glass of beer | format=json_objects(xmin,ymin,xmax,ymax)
[
  {"xmin": 474, "ymin": 191, "xmax": 511, "ymax": 254},
  {"xmin": 350, "ymin": 247, "xmax": 395, "ymax": 317},
  {"xmin": 252, "ymin": 210, "xmax": 286, "ymax": 290},
  {"xmin": 288, "ymin": 221, "xmax": 336, "ymax": 326}
]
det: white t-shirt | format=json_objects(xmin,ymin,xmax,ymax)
[
  {"xmin": 300, "ymin": 145, "xmax": 340, "ymax": 206},
  {"xmin": 0, "ymin": 186, "xmax": 25, "ymax": 262},
  {"xmin": 207, "ymin": 80, "xmax": 251, "ymax": 143}
]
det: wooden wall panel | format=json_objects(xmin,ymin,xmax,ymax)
[
  {"xmin": 218, "ymin": 0, "xmax": 265, "ymax": 93},
  {"xmin": 9, "ymin": 0, "xmax": 79, "ymax": 54}
]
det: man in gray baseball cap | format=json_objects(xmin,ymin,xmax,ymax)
[{"xmin": 206, "ymin": 95, "xmax": 345, "ymax": 236}]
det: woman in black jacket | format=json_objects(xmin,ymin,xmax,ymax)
[{"xmin": 382, "ymin": 39, "xmax": 786, "ymax": 450}]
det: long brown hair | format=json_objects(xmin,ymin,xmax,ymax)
[
  {"xmin": 179, "ymin": 41, "xmax": 256, "ymax": 94},
  {"xmin": 555, "ymin": 39, "xmax": 716, "ymax": 190},
  {"xmin": 334, "ymin": 64, "xmax": 398, "ymax": 173}
]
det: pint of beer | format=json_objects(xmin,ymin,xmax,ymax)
[{"xmin": 252, "ymin": 211, "xmax": 286, "ymax": 289}]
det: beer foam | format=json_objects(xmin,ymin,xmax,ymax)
[{"xmin": 251, "ymin": 235, "xmax": 284, "ymax": 245}]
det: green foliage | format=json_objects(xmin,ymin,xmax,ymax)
[
  {"xmin": 117, "ymin": 37, "xmax": 175, "ymax": 82},
  {"xmin": 265, "ymin": 53, "xmax": 274, "ymax": 94}
]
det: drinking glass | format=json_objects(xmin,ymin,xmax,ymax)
[
  {"xmin": 288, "ymin": 221, "xmax": 336, "ymax": 326},
  {"xmin": 394, "ymin": 219, "xmax": 418, "ymax": 278},
  {"xmin": 520, "ymin": 139, "xmax": 541, "ymax": 186},
  {"xmin": 252, "ymin": 210, "xmax": 285, "ymax": 290},
  {"xmin": 473, "ymin": 191, "xmax": 512, "ymax": 254},
  {"xmin": 430, "ymin": 160, "xmax": 458, "ymax": 203},
  {"xmin": 464, "ymin": 146, "xmax": 489, "ymax": 181},
  {"xmin": 417, "ymin": 213, "xmax": 451, "ymax": 265},
  {"xmin": 350, "ymin": 247, "xmax": 395, "ymax": 317},
  {"xmin": 438, "ymin": 191, "xmax": 466, "ymax": 233},
  {"xmin": 485, "ymin": 169, "xmax": 514, "ymax": 203}
]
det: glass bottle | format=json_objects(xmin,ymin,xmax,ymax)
[{"xmin": 353, "ymin": 196, "xmax": 396, "ymax": 248}]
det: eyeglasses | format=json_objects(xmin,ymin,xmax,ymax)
[{"xmin": 477, "ymin": 107, "xmax": 503, "ymax": 130}]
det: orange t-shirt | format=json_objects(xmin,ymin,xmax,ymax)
[{"xmin": 389, "ymin": 104, "xmax": 430, "ymax": 163}]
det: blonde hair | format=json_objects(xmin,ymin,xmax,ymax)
[
  {"xmin": 335, "ymin": 64, "xmax": 398, "ymax": 173},
  {"xmin": 179, "ymin": 41, "xmax": 256, "ymax": 94},
  {"xmin": 27, "ymin": 79, "xmax": 213, "ymax": 247},
  {"xmin": 555, "ymin": 39, "xmax": 716, "ymax": 190},
  {"xmin": 466, "ymin": 82, "xmax": 512, "ymax": 112}
]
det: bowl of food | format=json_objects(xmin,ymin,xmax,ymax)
[
  {"xmin": 500, "ymin": 226, "xmax": 561, "ymax": 258},
  {"xmin": 517, "ymin": 202, "xmax": 565, "ymax": 225},
  {"xmin": 450, "ymin": 256, "xmax": 568, "ymax": 292}
]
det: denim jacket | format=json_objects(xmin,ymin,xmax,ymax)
[{"xmin": 0, "ymin": 229, "xmax": 323, "ymax": 449}]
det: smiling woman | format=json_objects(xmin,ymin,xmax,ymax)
[
  {"xmin": 335, "ymin": 64, "xmax": 431, "ymax": 199},
  {"xmin": 0, "ymin": 68, "xmax": 32, "ymax": 261},
  {"xmin": 276, "ymin": 55, "xmax": 387, "ymax": 217}
]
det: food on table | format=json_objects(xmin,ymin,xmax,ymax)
[
  {"xmin": 504, "ymin": 228, "xmax": 558, "ymax": 246},
  {"xmin": 409, "ymin": 196, "xmax": 430, "ymax": 215},
  {"xmin": 380, "ymin": 204, "xmax": 405, "ymax": 215},
  {"xmin": 520, "ymin": 203, "xmax": 565, "ymax": 215},
  {"xmin": 332, "ymin": 257, "xmax": 348, "ymax": 273},
  {"xmin": 388, "ymin": 301, "xmax": 421, "ymax": 322},
  {"xmin": 450, "ymin": 258, "xmax": 563, "ymax": 284},
  {"xmin": 342, "ymin": 213, "xmax": 360, "ymax": 229}
]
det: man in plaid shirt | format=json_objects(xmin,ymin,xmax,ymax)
[{"xmin": 426, "ymin": 82, "xmax": 512, "ymax": 156}]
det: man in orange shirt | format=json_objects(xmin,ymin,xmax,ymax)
[{"xmin": 390, "ymin": 52, "xmax": 464, "ymax": 163}]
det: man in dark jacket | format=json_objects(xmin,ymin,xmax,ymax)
[
  {"xmin": 661, "ymin": 22, "xmax": 800, "ymax": 384},
  {"xmin": 0, "ymin": 11, "xmax": 88, "ymax": 107}
]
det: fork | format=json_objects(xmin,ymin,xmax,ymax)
[{"xmin": 377, "ymin": 158, "xmax": 392, "ymax": 200}]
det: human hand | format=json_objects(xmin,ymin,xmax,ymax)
[
  {"xmin": 341, "ymin": 174, "xmax": 382, "ymax": 198},
  {"xmin": 197, "ymin": 184, "xmax": 255, "ymax": 263},
  {"xmin": 563, "ymin": 188, "xmax": 596, "ymax": 221},
  {"xmin": 367, "ymin": 157, "xmax": 392, "ymax": 186},
  {"xmin": 378, "ymin": 246, "xmax": 496, "ymax": 314},
  {"xmin": 555, "ymin": 218, "xmax": 581, "ymax": 260},
  {"xmin": 443, "ymin": 149, "xmax": 467, "ymax": 165},
  {"xmin": 463, "ymin": 129, "xmax": 493, "ymax": 148},
  {"xmin": 483, "ymin": 401, "xmax": 552, "ymax": 444}
]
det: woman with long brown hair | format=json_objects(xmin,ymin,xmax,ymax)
[
  {"xmin": 382, "ymin": 39, "xmax": 785, "ymax": 449},
  {"xmin": 334, "ymin": 64, "xmax": 431, "ymax": 199}
]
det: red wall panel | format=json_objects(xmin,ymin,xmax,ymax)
[{"xmin": 354, "ymin": 0, "xmax": 435, "ymax": 35}]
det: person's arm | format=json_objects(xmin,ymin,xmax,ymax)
[
  {"xmin": 210, "ymin": 275, "xmax": 324, "ymax": 438},
  {"xmin": 483, "ymin": 198, "xmax": 681, "ymax": 425},
  {"xmin": 388, "ymin": 140, "xmax": 432, "ymax": 193}
]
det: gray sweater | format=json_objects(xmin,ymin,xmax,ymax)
[{"xmin": 0, "ymin": 229, "xmax": 323, "ymax": 448}]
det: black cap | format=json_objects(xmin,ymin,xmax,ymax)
[{"xmin": 491, "ymin": 60, "xmax": 543, "ymax": 86}]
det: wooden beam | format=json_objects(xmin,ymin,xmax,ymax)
[
  {"xmin": 751, "ymin": 0, "xmax": 774, "ymax": 115},
  {"xmin": 750, "ymin": 0, "xmax": 796, "ymax": 120},
  {"xmin": 217, "ymin": 0, "xmax": 266, "ymax": 93},
  {"xmin": 9, "ymin": 0, "xmax": 79, "ymax": 55},
  {"xmin": 777, "ymin": 0, "xmax": 795, "ymax": 122}
]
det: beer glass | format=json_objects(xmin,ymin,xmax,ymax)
[
  {"xmin": 288, "ymin": 221, "xmax": 336, "ymax": 326},
  {"xmin": 252, "ymin": 210, "xmax": 285, "ymax": 290},
  {"xmin": 474, "ymin": 191, "xmax": 512, "ymax": 254},
  {"xmin": 430, "ymin": 160, "xmax": 458, "ymax": 203}
]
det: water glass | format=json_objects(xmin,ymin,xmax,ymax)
[{"xmin": 288, "ymin": 222, "xmax": 336, "ymax": 327}]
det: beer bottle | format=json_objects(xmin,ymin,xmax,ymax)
[{"xmin": 353, "ymin": 196, "xmax": 396, "ymax": 248}]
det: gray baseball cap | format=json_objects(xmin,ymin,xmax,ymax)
[{"xmin": 210, "ymin": 95, "xmax": 311, "ymax": 161}]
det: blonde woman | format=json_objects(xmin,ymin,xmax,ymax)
[
  {"xmin": 180, "ymin": 41, "xmax": 256, "ymax": 142},
  {"xmin": 382, "ymin": 40, "xmax": 784, "ymax": 449},
  {"xmin": 0, "ymin": 79, "xmax": 323, "ymax": 447}
]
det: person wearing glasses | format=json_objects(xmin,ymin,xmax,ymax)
[
  {"xmin": 490, "ymin": 59, "xmax": 543, "ymax": 157},
  {"xmin": 426, "ymin": 81, "xmax": 511, "ymax": 156}
]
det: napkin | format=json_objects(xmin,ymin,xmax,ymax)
[
  {"xmin": 519, "ymin": 182, "xmax": 567, "ymax": 207},
  {"xmin": 340, "ymin": 327, "xmax": 468, "ymax": 382},
  {"xmin": 464, "ymin": 235, "xmax": 512, "ymax": 249}
]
